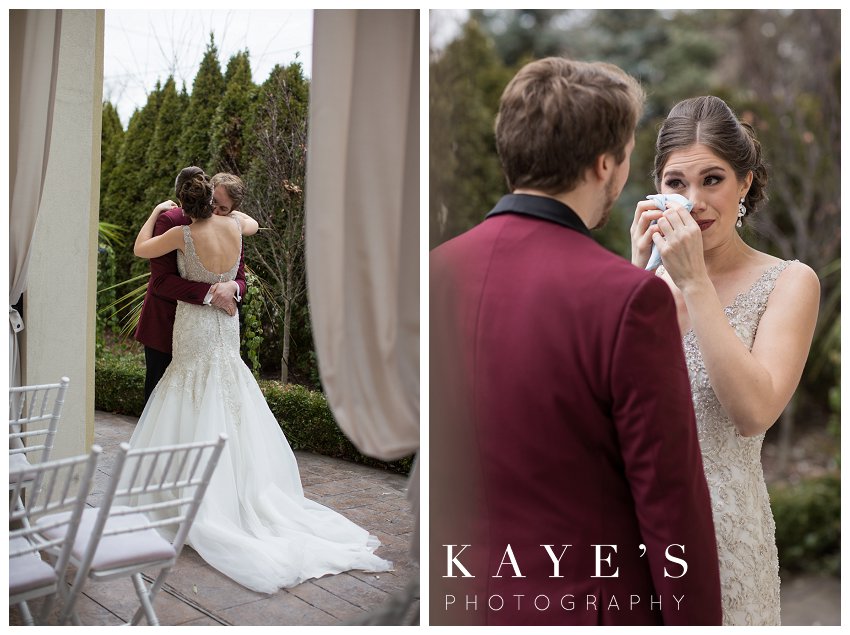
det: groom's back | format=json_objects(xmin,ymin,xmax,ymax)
[{"xmin": 430, "ymin": 211, "xmax": 714, "ymax": 626}]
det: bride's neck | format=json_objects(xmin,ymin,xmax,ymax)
[{"xmin": 703, "ymin": 233, "xmax": 755, "ymax": 278}]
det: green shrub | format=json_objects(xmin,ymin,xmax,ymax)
[
  {"xmin": 95, "ymin": 351, "xmax": 412, "ymax": 475},
  {"xmin": 94, "ymin": 349, "xmax": 147, "ymax": 416},
  {"xmin": 260, "ymin": 381, "xmax": 413, "ymax": 474},
  {"xmin": 95, "ymin": 243, "xmax": 119, "ymax": 357},
  {"xmin": 770, "ymin": 473, "xmax": 840, "ymax": 575}
]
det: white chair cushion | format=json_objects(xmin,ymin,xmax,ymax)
[
  {"xmin": 9, "ymin": 536, "xmax": 57, "ymax": 596},
  {"xmin": 38, "ymin": 506, "xmax": 177, "ymax": 572},
  {"xmin": 9, "ymin": 453, "xmax": 32, "ymax": 482}
]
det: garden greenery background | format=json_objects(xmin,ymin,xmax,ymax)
[{"xmin": 430, "ymin": 9, "xmax": 839, "ymax": 574}]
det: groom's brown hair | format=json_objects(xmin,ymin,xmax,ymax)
[
  {"xmin": 495, "ymin": 57, "xmax": 644, "ymax": 195},
  {"xmin": 211, "ymin": 173, "xmax": 247, "ymax": 209}
]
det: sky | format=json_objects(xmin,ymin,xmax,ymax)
[
  {"xmin": 103, "ymin": 9, "xmax": 313, "ymax": 127},
  {"xmin": 428, "ymin": 9, "xmax": 467, "ymax": 51}
]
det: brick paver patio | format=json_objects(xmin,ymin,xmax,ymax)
[{"xmin": 11, "ymin": 410, "xmax": 418, "ymax": 626}]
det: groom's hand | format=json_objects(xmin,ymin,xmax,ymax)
[{"xmin": 209, "ymin": 282, "xmax": 238, "ymax": 316}]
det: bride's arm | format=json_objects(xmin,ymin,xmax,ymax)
[
  {"xmin": 134, "ymin": 201, "xmax": 186, "ymax": 259},
  {"xmin": 228, "ymin": 210, "xmax": 259, "ymax": 236},
  {"xmin": 683, "ymin": 265, "xmax": 819, "ymax": 437},
  {"xmin": 655, "ymin": 206, "xmax": 820, "ymax": 437}
]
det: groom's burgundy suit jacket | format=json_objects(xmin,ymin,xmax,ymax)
[
  {"xmin": 134, "ymin": 207, "xmax": 247, "ymax": 354},
  {"xmin": 430, "ymin": 194, "xmax": 721, "ymax": 626}
]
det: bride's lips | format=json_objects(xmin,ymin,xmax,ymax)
[{"xmin": 695, "ymin": 219, "xmax": 714, "ymax": 231}]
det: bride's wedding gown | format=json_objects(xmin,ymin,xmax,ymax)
[
  {"xmin": 677, "ymin": 260, "xmax": 790, "ymax": 625},
  {"xmin": 126, "ymin": 223, "xmax": 392, "ymax": 593}
]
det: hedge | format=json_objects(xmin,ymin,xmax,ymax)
[
  {"xmin": 770, "ymin": 473, "xmax": 840, "ymax": 575},
  {"xmin": 94, "ymin": 350, "xmax": 147, "ymax": 416},
  {"xmin": 95, "ymin": 351, "xmax": 412, "ymax": 475}
]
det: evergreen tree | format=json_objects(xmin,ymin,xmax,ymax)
[
  {"xmin": 144, "ymin": 77, "xmax": 183, "ymax": 203},
  {"xmin": 209, "ymin": 51, "xmax": 255, "ymax": 175},
  {"xmin": 97, "ymin": 102, "xmax": 126, "ymax": 338},
  {"xmin": 179, "ymin": 34, "xmax": 225, "ymax": 168},
  {"xmin": 470, "ymin": 9, "xmax": 571, "ymax": 67},
  {"xmin": 429, "ymin": 20, "xmax": 514, "ymax": 248},
  {"xmin": 102, "ymin": 82, "xmax": 163, "ymax": 281},
  {"xmin": 99, "ymin": 102, "xmax": 125, "ymax": 224}
]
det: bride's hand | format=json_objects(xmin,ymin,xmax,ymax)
[
  {"xmin": 630, "ymin": 200, "xmax": 664, "ymax": 268},
  {"xmin": 650, "ymin": 201, "xmax": 708, "ymax": 292}
]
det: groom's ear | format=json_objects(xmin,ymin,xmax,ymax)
[{"xmin": 590, "ymin": 153, "xmax": 610, "ymax": 183}]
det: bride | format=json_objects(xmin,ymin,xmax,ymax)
[
  {"xmin": 630, "ymin": 96, "xmax": 819, "ymax": 625},
  {"xmin": 129, "ymin": 169, "xmax": 392, "ymax": 593}
]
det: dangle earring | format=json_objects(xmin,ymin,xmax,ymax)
[{"xmin": 736, "ymin": 198, "xmax": 746, "ymax": 228}]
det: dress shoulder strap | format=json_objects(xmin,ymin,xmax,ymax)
[
  {"xmin": 748, "ymin": 259, "xmax": 797, "ymax": 321},
  {"xmin": 181, "ymin": 224, "xmax": 195, "ymax": 255}
]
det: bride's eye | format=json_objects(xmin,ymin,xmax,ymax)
[{"xmin": 664, "ymin": 178, "xmax": 684, "ymax": 189}]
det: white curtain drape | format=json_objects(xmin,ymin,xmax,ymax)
[
  {"xmin": 9, "ymin": 9, "xmax": 63, "ymax": 387},
  {"xmin": 306, "ymin": 10, "xmax": 419, "ymax": 462},
  {"xmin": 306, "ymin": 12, "xmax": 420, "ymax": 592}
]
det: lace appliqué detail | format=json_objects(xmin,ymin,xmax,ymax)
[{"xmin": 684, "ymin": 260, "xmax": 793, "ymax": 625}]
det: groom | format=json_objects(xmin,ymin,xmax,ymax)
[
  {"xmin": 135, "ymin": 166, "xmax": 247, "ymax": 403},
  {"xmin": 430, "ymin": 58, "xmax": 721, "ymax": 625}
]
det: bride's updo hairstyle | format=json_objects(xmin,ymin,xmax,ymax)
[
  {"xmin": 653, "ymin": 96, "xmax": 768, "ymax": 223},
  {"xmin": 176, "ymin": 168, "xmax": 214, "ymax": 220}
]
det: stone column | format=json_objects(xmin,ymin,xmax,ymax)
[{"xmin": 24, "ymin": 9, "xmax": 105, "ymax": 458}]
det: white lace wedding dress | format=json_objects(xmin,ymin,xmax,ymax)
[
  {"xmin": 125, "ymin": 222, "xmax": 392, "ymax": 593},
  {"xmin": 675, "ymin": 260, "xmax": 790, "ymax": 625}
]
